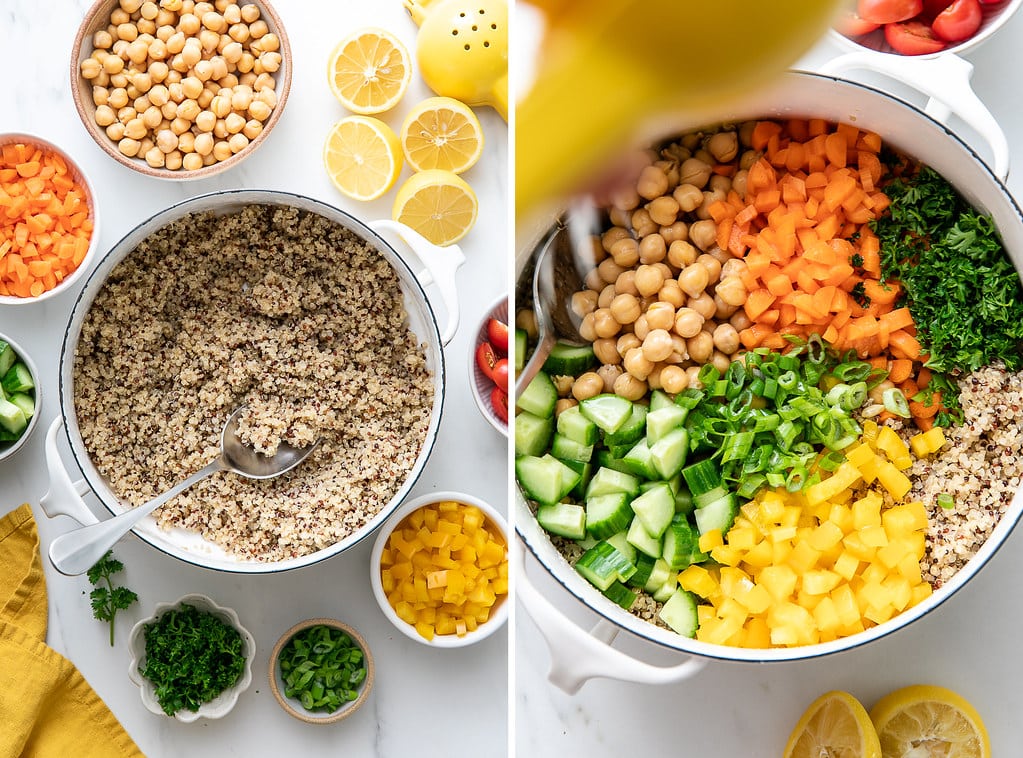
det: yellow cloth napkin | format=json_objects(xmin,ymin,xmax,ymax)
[{"xmin": 0, "ymin": 504, "xmax": 144, "ymax": 758}]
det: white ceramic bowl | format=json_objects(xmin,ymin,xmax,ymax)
[
  {"xmin": 0, "ymin": 133, "xmax": 99, "ymax": 304},
  {"xmin": 127, "ymin": 593, "xmax": 255, "ymax": 722},
  {"xmin": 268, "ymin": 618, "xmax": 374, "ymax": 724},
  {"xmin": 370, "ymin": 491, "xmax": 509, "ymax": 648},
  {"xmin": 469, "ymin": 295, "xmax": 510, "ymax": 437},
  {"xmin": 0, "ymin": 333, "xmax": 41, "ymax": 463}
]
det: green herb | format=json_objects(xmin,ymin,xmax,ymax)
[
  {"xmin": 278, "ymin": 624, "xmax": 367, "ymax": 713},
  {"xmin": 87, "ymin": 551, "xmax": 138, "ymax": 646},
  {"xmin": 850, "ymin": 281, "xmax": 871, "ymax": 308},
  {"xmin": 937, "ymin": 493, "xmax": 955, "ymax": 510},
  {"xmin": 140, "ymin": 603, "xmax": 246, "ymax": 716},
  {"xmin": 849, "ymin": 252, "xmax": 864, "ymax": 268}
]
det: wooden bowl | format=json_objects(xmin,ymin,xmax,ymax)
[{"xmin": 70, "ymin": 0, "xmax": 292, "ymax": 180}]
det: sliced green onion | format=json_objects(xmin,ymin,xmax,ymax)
[
  {"xmin": 832, "ymin": 361, "xmax": 872, "ymax": 383},
  {"xmin": 882, "ymin": 387, "xmax": 912, "ymax": 418},
  {"xmin": 937, "ymin": 493, "xmax": 955, "ymax": 510},
  {"xmin": 775, "ymin": 419, "xmax": 801, "ymax": 450},
  {"xmin": 785, "ymin": 464, "xmax": 807, "ymax": 492},
  {"xmin": 806, "ymin": 333, "xmax": 825, "ymax": 364},
  {"xmin": 818, "ymin": 451, "xmax": 846, "ymax": 472},
  {"xmin": 676, "ymin": 388, "xmax": 704, "ymax": 409},
  {"xmin": 698, "ymin": 363, "xmax": 721, "ymax": 387},
  {"xmin": 737, "ymin": 474, "xmax": 766, "ymax": 499},
  {"xmin": 765, "ymin": 471, "xmax": 786, "ymax": 488},
  {"xmin": 721, "ymin": 431, "xmax": 755, "ymax": 463}
]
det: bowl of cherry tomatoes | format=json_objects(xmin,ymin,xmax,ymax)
[
  {"xmin": 833, "ymin": 0, "xmax": 1021, "ymax": 56},
  {"xmin": 471, "ymin": 296, "xmax": 510, "ymax": 436}
]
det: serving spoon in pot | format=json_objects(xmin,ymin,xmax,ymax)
[{"xmin": 48, "ymin": 406, "xmax": 320, "ymax": 576}]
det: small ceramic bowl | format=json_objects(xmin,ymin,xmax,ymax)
[
  {"xmin": 268, "ymin": 618, "xmax": 374, "ymax": 724},
  {"xmin": 469, "ymin": 295, "xmax": 509, "ymax": 436},
  {"xmin": 370, "ymin": 491, "xmax": 509, "ymax": 648},
  {"xmin": 127, "ymin": 593, "xmax": 255, "ymax": 722},
  {"xmin": 0, "ymin": 133, "xmax": 100, "ymax": 304},
  {"xmin": 70, "ymin": 0, "xmax": 292, "ymax": 179},
  {"xmin": 0, "ymin": 333, "xmax": 41, "ymax": 463}
]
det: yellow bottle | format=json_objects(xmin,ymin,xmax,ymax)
[{"xmin": 517, "ymin": 0, "xmax": 847, "ymax": 219}]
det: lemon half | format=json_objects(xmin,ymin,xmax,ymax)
[
  {"xmin": 400, "ymin": 96, "xmax": 484, "ymax": 174},
  {"xmin": 870, "ymin": 684, "xmax": 990, "ymax": 758},
  {"xmin": 323, "ymin": 116, "xmax": 403, "ymax": 202},
  {"xmin": 392, "ymin": 169, "xmax": 478, "ymax": 247},
  {"xmin": 784, "ymin": 690, "xmax": 882, "ymax": 758},
  {"xmin": 327, "ymin": 28, "xmax": 412, "ymax": 115}
]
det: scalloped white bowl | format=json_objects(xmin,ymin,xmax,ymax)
[{"xmin": 127, "ymin": 593, "xmax": 255, "ymax": 722}]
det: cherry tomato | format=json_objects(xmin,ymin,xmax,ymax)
[
  {"xmin": 490, "ymin": 387, "xmax": 509, "ymax": 423},
  {"xmin": 931, "ymin": 0, "xmax": 982, "ymax": 41},
  {"xmin": 885, "ymin": 20, "xmax": 949, "ymax": 53},
  {"xmin": 858, "ymin": 0, "xmax": 923, "ymax": 24},
  {"xmin": 476, "ymin": 341, "xmax": 499, "ymax": 383},
  {"xmin": 492, "ymin": 358, "xmax": 509, "ymax": 392},
  {"xmin": 837, "ymin": 9, "xmax": 881, "ymax": 36},
  {"xmin": 920, "ymin": 0, "xmax": 953, "ymax": 19},
  {"xmin": 487, "ymin": 318, "xmax": 509, "ymax": 354}
]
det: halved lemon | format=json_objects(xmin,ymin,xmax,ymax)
[
  {"xmin": 327, "ymin": 28, "xmax": 412, "ymax": 114},
  {"xmin": 323, "ymin": 116, "xmax": 403, "ymax": 202},
  {"xmin": 400, "ymin": 96, "xmax": 484, "ymax": 174},
  {"xmin": 870, "ymin": 685, "xmax": 990, "ymax": 758},
  {"xmin": 392, "ymin": 169, "xmax": 478, "ymax": 246},
  {"xmin": 784, "ymin": 690, "xmax": 882, "ymax": 758}
]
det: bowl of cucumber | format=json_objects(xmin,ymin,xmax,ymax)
[{"xmin": 0, "ymin": 333, "xmax": 40, "ymax": 463}]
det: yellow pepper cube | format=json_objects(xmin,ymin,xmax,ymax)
[
  {"xmin": 394, "ymin": 600, "xmax": 416, "ymax": 625},
  {"xmin": 744, "ymin": 617, "xmax": 772, "ymax": 649},
  {"xmin": 883, "ymin": 501, "xmax": 929, "ymax": 534},
  {"xmin": 842, "ymin": 531, "xmax": 876, "ymax": 562},
  {"xmin": 780, "ymin": 505, "xmax": 803, "ymax": 528},
  {"xmin": 759, "ymin": 565, "xmax": 798, "ymax": 601},
  {"xmin": 699, "ymin": 529, "xmax": 724, "ymax": 553},
  {"xmin": 462, "ymin": 506, "xmax": 484, "ymax": 533},
  {"xmin": 852, "ymin": 492, "xmax": 883, "ymax": 529},
  {"xmin": 381, "ymin": 568, "xmax": 396, "ymax": 594},
  {"xmin": 863, "ymin": 601, "xmax": 895, "ymax": 626},
  {"xmin": 711, "ymin": 544, "xmax": 743, "ymax": 567},
  {"xmin": 876, "ymin": 460, "xmax": 912, "ymax": 500},
  {"xmin": 759, "ymin": 494, "xmax": 787, "ymax": 524},
  {"xmin": 884, "ymin": 575, "xmax": 913, "ymax": 611},
  {"xmin": 727, "ymin": 527, "xmax": 758, "ymax": 552},
  {"xmin": 678, "ymin": 565, "xmax": 718, "ymax": 598},
  {"xmin": 426, "ymin": 569, "xmax": 448, "ymax": 589},
  {"xmin": 768, "ymin": 602, "xmax": 817, "ymax": 647},
  {"xmin": 802, "ymin": 569, "xmax": 841, "ymax": 595},
  {"xmin": 877, "ymin": 425, "xmax": 910, "ymax": 464},
  {"xmin": 896, "ymin": 553, "xmax": 923, "ymax": 584},
  {"xmin": 808, "ymin": 521, "xmax": 844, "ymax": 552},
  {"xmin": 909, "ymin": 582, "xmax": 933, "ymax": 607},
  {"xmin": 771, "ymin": 540, "xmax": 794, "ymax": 566},
  {"xmin": 876, "ymin": 540, "xmax": 911, "ymax": 571},
  {"xmin": 861, "ymin": 419, "xmax": 880, "ymax": 447},
  {"xmin": 844, "ymin": 442, "xmax": 875, "ymax": 470},
  {"xmin": 740, "ymin": 540, "xmax": 774, "ymax": 569},
  {"xmin": 833, "ymin": 551, "xmax": 861, "ymax": 581},
  {"xmin": 742, "ymin": 583, "xmax": 773, "ymax": 616},
  {"xmin": 415, "ymin": 621, "xmax": 435, "ymax": 640},
  {"xmin": 770, "ymin": 525, "xmax": 798, "ymax": 543},
  {"xmin": 859, "ymin": 524, "xmax": 889, "ymax": 549},
  {"xmin": 812, "ymin": 596, "xmax": 841, "ymax": 636},
  {"xmin": 830, "ymin": 584, "xmax": 861, "ymax": 628},
  {"xmin": 785, "ymin": 540, "xmax": 821, "ymax": 574},
  {"xmin": 861, "ymin": 562, "xmax": 889, "ymax": 586}
]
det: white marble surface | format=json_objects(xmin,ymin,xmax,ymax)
[
  {"xmin": 515, "ymin": 10, "xmax": 1023, "ymax": 757},
  {"xmin": 0, "ymin": 1, "xmax": 509, "ymax": 756}
]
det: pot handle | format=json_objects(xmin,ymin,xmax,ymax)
[
  {"xmin": 39, "ymin": 417, "xmax": 99, "ymax": 526},
  {"xmin": 817, "ymin": 53, "xmax": 1009, "ymax": 181},
  {"xmin": 515, "ymin": 540, "xmax": 707, "ymax": 694},
  {"xmin": 369, "ymin": 220, "xmax": 465, "ymax": 346}
]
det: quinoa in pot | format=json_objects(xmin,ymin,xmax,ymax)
[{"xmin": 73, "ymin": 204, "xmax": 435, "ymax": 562}]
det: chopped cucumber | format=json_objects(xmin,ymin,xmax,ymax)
[
  {"xmin": 516, "ymin": 454, "xmax": 582, "ymax": 506},
  {"xmin": 606, "ymin": 440, "xmax": 638, "ymax": 460},
  {"xmin": 648, "ymin": 389, "xmax": 674, "ymax": 413},
  {"xmin": 662, "ymin": 514, "xmax": 697, "ymax": 570},
  {"xmin": 595, "ymin": 450, "xmax": 634, "ymax": 476},
  {"xmin": 515, "ymin": 411, "xmax": 553, "ymax": 457},
  {"xmin": 602, "ymin": 580, "xmax": 637, "ymax": 610},
  {"xmin": 8, "ymin": 392, "xmax": 34, "ymax": 419},
  {"xmin": 575, "ymin": 541, "xmax": 636, "ymax": 591},
  {"xmin": 643, "ymin": 558, "xmax": 672, "ymax": 594},
  {"xmin": 536, "ymin": 502, "xmax": 587, "ymax": 540},
  {"xmin": 694, "ymin": 484, "xmax": 730, "ymax": 510},
  {"xmin": 602, "ymin": 403, "xmax": 647, "ymax": 447},
  {"xmin": 645, "ymin": 405, "xmax": 688, "ymax": 444},
  {"xmin": 621, "ymin": 438, "xmax": 657, "ymax": 480},
  {"xmin": 651, "ymin": 575, "xmax": 681, "ymax": 603},
  {"xmin": 551, "ymin": 432, "xmax": 593, "ymax": 463},
  {"xmin": 0, "ymin": 342, "xmax": 15, "ymax": 379},
  {"xmin": 681, "ymin": 458, "xmax": 722, "ymax": 497},
  {"xmin": 562, "ymin": 459, "xmax": 592, "ymax": 500},
  {"xmin": 658, "ymin": 589, "xmax": 699, "ymax": 637},
  {"xmin": 1, "ymin": 363, "xmax": 33, "ymax": 395},
  {"xmin": 0, "ymin": 396, "xmax": 27, "ymax": 436},
  {"xmin": 628, "ymin": 552, "xmax": 656, "ymax": 588},
  {"xmin": 518, "ymin": 371, "xmax": 558, "ymax": 418},
  {"xmin": 585, "ymin": 493, "xmax": 633, "ymax": 540},
  {"xmin": 626, "ymin": 516, "xmax": 662, "ymax": 558},
  {"xmin": 675, "ymin": 486, "xmax": 695, "ymax": 516},
  {"xmin": 630, "ymin": 482, "xmax": 675, "ymax": 538},
  {"xmin": 543, "ymin": 341, "xmax": 596, "ymax": 376},
  {"xmin": 556, "ymin": 404, "xmax": 598, "ymax": 445},
  {"xmin": 650, "ymin": 427, "xmax": 690, "ymax": 479},
  {"xmin": 585, "ymin": 466, "xmax": 641, "ymax": 499},
  {"xmin": 605, "ymin": 531, "xmax": 638, "ymax": 565},
  {"xmin": 514, "ymin": 328, "xmax": 527, "ymax": 372},
  {"xmin": 694, "ymin": 493, "xmax": 739, "ymax": 536},
  {"xmin": 579, "ymin": 394, "xmax": 634, "ymax": 434}
]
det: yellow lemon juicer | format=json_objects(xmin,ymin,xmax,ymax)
[
  {"xmin": 517, "ymin": 0, "xmax": 848, "ymax": 220},
  {"xmin": 405, "ymin": 0, "xmax": 509, "ymax": 120}
]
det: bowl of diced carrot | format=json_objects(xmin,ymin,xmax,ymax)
[
  {"xmin": 0, "ymin": 134, "xmax": 99, "ymax": 303},
  {"xmin": 370, "ymin": 491, "xmax": 509, "ymax": 648}
]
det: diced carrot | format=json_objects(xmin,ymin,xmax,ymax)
[
  {"xmin": 751, "ymin": 121, "xmax": 784, "ymax": 152},
  {"xmin": 880, "ymin": 307, "xmax": 914, "ymax": 333},
  {"xmin": 917, "ymin": 367, "xmax": 933, "ymax": 389},
  {"xmin": 888, "ymin": 359, "xmax": 913, "ymax": 384},
  {"xmin": 888, "ymin": 330, "xmax": 922, "ymax": 360},
  {"xmin": 744, "ymin": 288, "xmax": 777, "ymax": 322},
  {"xmin": 824, "ymin": 133, "xmax": 848, "ymax": 168},
  {"xmin": 914, "ymin": 415, "xmax": 935, "ymax": 432}
]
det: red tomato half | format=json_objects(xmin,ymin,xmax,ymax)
[
  {"xmin": 858, "ymin": 0, "xmax": 923, "ymax": 24},
  {"xmin": 490, "ymin": 387, "xmax": 509, "ymax": 423},
  {"xmin": 487, "ymin": 318, "xmax": 509, "ymax": 354},
  {"xmin": 931, "ymin": 0, "xmax": 983, "ymax": 41},
  {"xmin": 837, "ymin": 9, "xmax": 881, "ymax": 35},
  {"xmin": 492, "ymin": 358, "xmax": 509, "ymax": 392},
  {"xmin": 476, "ymin": 341, "xmax": 499, "ymax": 382},
  {"xmin": 885, "ymin": 20, "xmax": 949, "ymax": 53},
  {"xmin": 920, "ymin": 0, "xmax": 953, "ymax": 19}
]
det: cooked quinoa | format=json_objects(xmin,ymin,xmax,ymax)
[
  {"xmin": 73, "ymin": 204, "xmax": 435, "ymax": 562},
  {"xmin": 908, "ymin": 364, "xmax": 1023, "ymax": 588}
]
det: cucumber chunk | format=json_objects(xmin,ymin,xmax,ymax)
[
  {"xmin": 575, "ymin": 541, "xmax": 637, "ymax": 591},
  {"xmin": 621, "ymin": 438, "xmax": 657, "ymax": 480},
  {"xmin": 562, "ymin": 459, "xmax": 593, "ymax": 500},
  {"xmin": 585, "ymin": 466, "xmax": 641, "ymax": 499},
  {"xmin": 1, "ymin": 363, "xmax": 33, "ymax": 395},
  {"xmin": 0, "ymin": 396, "xmax": 27, "ymax": 436},
  {"xmin": 595, "ymin": 450, "xmax": 634, "ymax": 476},
  {"xmin": 650, "ymin": 427, "xmax": 690, "ymax": 479},
  {"xmin": 602, "ymin": 580, "xmax": 637, "ymax": 610},
  {"xmin": 626, "ymin": 516, "xmax": 662, "ymax": 559},
  {"xmin": 536, "ymin": 502, "xmax": 587, "ymax": 541},
  {"xmin": 516, "ymin": 454, "xmax": 582, "ymax": 506},
  {"xmin": 602, "ymin": 403, "xmax": 647, "ymax": 447},
  {"xmin": 645, "ymin": 405, "xmax": 688, "ymax": 444},
  {"xmin": 518, "ymin": 371, "xmax": 558, "ymax": 418},
  {"xmin": 659, "ymin": 589, "xmax": 699, "ymax": 637},
  {"xmin": 604, "ymin": 531, "xmax": 638, "ymax": 565},
  {"xmin": 585, "ymin": 493, "xmax": 633, "ymax": 540},
  {"xmin": 648, "ymin": 389, "xmax": 675, "ymax": 413},
  {"xmin": 681, "ymin": 458, "xmax": 722, "ymax": 497},
  {"xmin": 643, "ymin": 557, "xmax": 673, "ymax": 594},
  {"xmin": 514, "ymin": 328, "xmax": 527, "ymax": 372},
  {"xmin": 556, "ymin": 404, "xmax": 598, "ymax": 445},
  {"xmin": 515, "ymin": 410, "xmax": 553, "ymax": 457},
  {"xmin": 651, "ymin": 575, "xmax": 681, "ymax": 603},
  {"xmin": 543, "ymin": 341, "xmax": 596, "ymax": 376},
  {"xmin": 0, "ymin": 342, "xmax": 15, "ymax": 379},
  {"xmin": 694, "ymin": 493, "xmax": 739, "ymax": 536},
  {"xmin": 627, "ymin": 552, "xmax": 657, "ymax": 588},
  {"xmin": 8, "ymin": 392, "xmax": 34, "ymax": 419},
  {"xmin": 662, "ymin": 514, "xmax": 697, "ymax": 570},
  {"xmin": 630, "ymin": 482, "xmax": 675, "ymax": 538},
  {"xmin": 550, "ymin": 432, "xmax": 594, "ymax": 463},
  {"xmin": 579, "ymin": 394, "xmax": 634, "ymax": 434}
]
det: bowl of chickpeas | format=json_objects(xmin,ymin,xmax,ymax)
[{"xmin": 70, "ymin": 0, "xmax": 291, "ymax": 179}]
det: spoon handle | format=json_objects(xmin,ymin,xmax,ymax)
[{"xmin": 48, "ymin": 458, "xmax": 226, "ymax": 576}]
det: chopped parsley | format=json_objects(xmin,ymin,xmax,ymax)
[
  {"xmin": 87, "ymin": 552, "xmax": 138, "ymax": 647},
  {"xmin": 849, "ymin": 252, "xmax": 864, "ymax": 268},
  {"xmin": 851, "ymin": 281, "xmax": 871, "ymax": 308}
]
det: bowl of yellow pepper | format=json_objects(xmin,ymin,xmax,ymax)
[{"xmin": 370, "ymin": 491, "xmax": 509, "ymax": 648}]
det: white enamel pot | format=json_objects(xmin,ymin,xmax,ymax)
[
  {"xmin": 40, "ymin": 189, "xmax": 464, "ymax": 573},
  {"xmin": 516, "ymin": 70, "xmax": 1023, "ymax": 693}
]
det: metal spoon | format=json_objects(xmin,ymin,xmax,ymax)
[
  {"xmin": 514, "ymin": 214, "xmax": 593, "ymax": 399},
  {"xmin": 48, "ymin": 406, "xmax": 320, "ymax": 576}
]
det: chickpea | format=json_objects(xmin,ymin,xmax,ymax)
[
  {"xmin": 729, "ymin": 310, "xmax": 751, "ymax": 332},
  {"xmin": 94, "ymin": 104, "xmax": 116, "ymax": 126},
  {"xmin": 707, "ymin": 130, "xmax": 739, "ymax": 163},
  {"xmin": 258, "ymin": 52, "xmax": 282, "ymax": 73},
  {"xmin": 646, "ymin": 195, "xmax": 679, "ymax": 227},
  {"xmin": 629, "ymin": 207, "xmax": 657, "ymax": 238},
  {"xmin": 149, "ymin": 61, "xmax": 170, "ymax": 83},
  {"xmin": 638, "ymin": 232, "xmax": 667, "ymax": 265},
  {"xmin": 617, "ymin": 332, "xmax": 641, "ymax": 357},
  {"xmin": 712, "ymin": 323, "xmax": 741, "ymax": 354},
  {"xmin": 597, "ymin": 257, "xmax": 624, "ymax": 285},
  {"xmin": 614, "ymin": 270, "xmax": 638, "ymax": 297},
  {"xmin": 240, "ymin": 3, "xmax": 260, "ymax": 23},
  {"xmin": 715, "ymin": 275, "xmax": 747, "ymax": 307},
  {"xmin": 623, "ymin": 346, "xmax": 653, "ymax": 381},
  {"xmin": 657, "ymin": 279, "xmax": 685, "ymax": 309},
  {"xmin": 709, "ymin": 175, "xmax": 732, "ymax": 196},
  {"xmin": 641, "ymin": 329, "xmax": 674, "ymax": 363},
  {"xmin": 613, "ymin": 372, "xmax": 648, "ymax": 401},
  {"xmin": 593, "ymin": 308, "xmax": 620, "ymax": 339},
  {"xmin": 596, "ymin": 364, "xmax": 624, "ymax": 394},
  {"xmin": 688, "ymin": 292, "xmax": 717, "ymax": 320},
  {"xmin": 660, "ymin": 364, "xmax": 689, "ymax": 394},
  {"xmin": 116, "ymin": 23, "xmax": 138, "ymax": 42},
  {"xmin": 713, "ymin": 294, "xmax": 738, "ymax": 320},
  {"xmin": 660, "ymin": 221, "xmax": 688, "ymax": 245},
  {"xmin": 117, "ymin": 137, "xmax": 142, "ymax": 157},
  {"xmin": 592, "ymin": 284, "xmax": 615, "ymax": 310},
  {"xmin": 868, "ymin": 379, "xmax": 895, "ymax": 405},
  {"xmin": 155, "ymin": 128, "xmax": 178, "ymax": 153},
  {"xmin": 631, "ymin": 314, "xmax": 649, "ymax": 341},
  {"xmin": 229, "ymin": 23, "xmax": 251, "ymax": 44},
  {"xmin": 609, "ymin": 293, "xmax": 641, "ymax": 325},
  {"xmin": 583, "ymin": 268, "xmax": 603, "ymax": 293},
  {"xmin": 696, "ymin": 253, "xmax": 722, "ymax": 283},
  {"xmin": 685, "ymin": 365, "xmax": 704, "ymax": 389},
  {"xmin": 610, "ymin": 183, "xmax": 640, "ymax": 211},
  {"xmin": 667, "ymin": 239, "xmax": 697, "ymax": 270},
  {"xmin": 143, "ymin": 145, "xmax": 165, "ymax": 168},
  {"xmin": 123, "ymin": 117, "xmax": 147, "ymax": 140},
  {"xmin": 679, "ymin": 157, "xmax": 711, "ymax": 188},
  {"xmin": 177, "ymin": 131, "xmax": 195, "ymax": 153},
  {"xmin": 554, "ymin": 398, "xmax": 577, "ymax": 418},
  {"xmin": 688, "ymin": 219, "xmax": 717, "ymax": 252},
  {"xmin": 673, "ymin": 307, "xmax": 704, "ymax": 338},
  {"xmin": 709, "ymin": 350, "xmax": 731, "ymax": 375},
  {"xmin": 255, "ymin": 88, "xmax": 277, "ymax": 108},
  {"xmin": 645, "ymin": 363, "xmax": 664, "ymax": 391},
  {"xmin": 608, "ymin": 206, "xmax": 632, "ymax": 229},
  {"xmin": 720, "ymin": 258, "xmax": 747, "ymax": 280},
  {"xmin": 697, "ymin": 189, "xmax": 727, "ymax": 221},
  {"xmin": 593, "ymin": 338, "xmax": 620, "ymax": 365},
  {"xmin": 636, "ymin": 164, "xmax": 668, "ymax": 201},
  {"xmin": 181, "ymin": 151, "xmax": 204, "ymax": 171},
  {"xmin": 551, "ymin": 374, "xmax": 574, "ymax": 396},
  {"xmin": 105, "ymin": 121, "xmax": 126, "ymax": 140},
  {"xmin": 193, "ymin": 131, "xmax": 214, "ymax": 155},
  {"xmin": 81, "ymin": 57, "xmax": 103, "ymax": 80},
  {"xmin": 127, "ymin": 39, "xmax": 149, "ymax": 64},
  {"xmin": 678, "ymin": 262, "xmax": 710, "ymax": 298},
  {"xmin": 169, "ymin": 116, "xmax": 190, "ymax": 135},
  {"xmin": 142, "ymin": 105, "xmax": 163, "ymax": 129},
  {"xmin": 516, "ymin": 308, "xmax": 538, "ymax": 339},
  {"xmin": 571, "ymin": 372, "xmax": 604, "ymax": 402},
  {"xmin": 103, "ymin": 54, "xmax": 125, "ymax": 75},
  {"xmin": 645, "ymin": 301, "xmax": 675, "ymax": 331},
  {"xmin": 634, "ymin": 264, "xmax": 665, "ymax": 297},
  {"xmin": 578, "ymin": 312, "xmax": 597, "ymax": 342},
  {"xmin": 249, "ymin": 19, "xmax": 269, "ymax": 39},
  {"xmin": 687, "ymin": 331, "xmax": 714, "ymax": 363},
  {"xmin": 609, "ymin": 237, "xmax": 639, "ymax": 268},
  {"xmin": 731, "ymin": 169, "xmax": 748, "ymax": 199}
]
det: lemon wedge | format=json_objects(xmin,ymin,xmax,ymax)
[
  {"xmin": 392, "ymin": 169, "xmax": 478, "ymax": 246},
  {"xmin": 400, "ymin": 96, "xmax": 484, "ymax": 174},
  {"xmin": 870, "ymin": 684, "xmax": 990, "ymax": 758},
  {"xmin": 327, "ymin": 28, "xmax": 412, "ymax": 114},
  {"xmin": 323, "ymin": 116, "xmax": 403, "ymax": 201},
  {"xmin": 784, "ymin": 690, "xmax": 882, "ymax": 758}
]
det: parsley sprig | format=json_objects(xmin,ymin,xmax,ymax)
[{"xmin": 87, "ymin": 551, "xmax": 138, "ymax": 646}]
